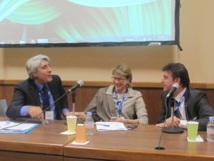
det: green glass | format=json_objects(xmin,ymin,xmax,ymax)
[{"xmin": 187, "ymin": 121, "xmax": 199, "ymax": 141}]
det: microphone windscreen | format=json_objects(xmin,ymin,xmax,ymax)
[
  {"xmin": 77, "ymin": 80, "xmax": 84, "ymax": 87},
  {"xmin": 172, "ymin": 83, "xmax": 179, "ymax": 88}
]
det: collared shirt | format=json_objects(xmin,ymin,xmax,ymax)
[
  {"xmin": 174, "ymin": 88, "xmax": 187, "ymax": 120},
  {"xmin": 113, "ymin": 88, "xmax": 127, "ymax": 117},
  {"xmin": 20, "ymin": 81, "xmax": 56, "ymax": 117},
  {"xmin": 106, "ymin": 85, "xmax": 127, "ymax": 118}
]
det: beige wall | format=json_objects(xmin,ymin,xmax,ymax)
[
  {"xmin": 1, "ymin": 46, "xmax": 176, "ymax": 82},
  {"xmin": 0, "ymin": 0, "xmax": 213, "ymax": 84},
  {"xmin": 180, "ymin": 0, "xmax": 214, "ymax": 83}
]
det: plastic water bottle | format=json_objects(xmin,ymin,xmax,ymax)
[
  {"xmin": 207, "ymin": 116, "xmax": 214, "ymax": 142},
  {"xmin": 85, "ymin": 112, "xmax": 94, "ymax": 135}
]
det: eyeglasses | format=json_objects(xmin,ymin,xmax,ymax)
[{"xmin": 111, "ymin": 77, "xmax": 126, "ymax": 82}]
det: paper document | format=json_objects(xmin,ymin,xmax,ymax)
[
  {"xmin": 0, "ymin": 121, "xmax": 38, "ymax": 134},
  {"xmin": 96, "ymin": 122, "xmax": 127, "ymax": 131}
]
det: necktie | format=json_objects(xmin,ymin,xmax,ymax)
[
  {"xmin": 174, "ymin": 100, "xmax": 181, "ymax": 118},
  {"xmin": 42, "ymin": 86, "xmax": 50, "ymax": 111}
]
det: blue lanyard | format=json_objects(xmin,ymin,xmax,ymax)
[
  {"xmin": 174, "ymin": 90, "xmax": 187, "ymax": 115},
  {"xmin": 114, "ymin": 88, "xmax": 128, "ymax": 117}
]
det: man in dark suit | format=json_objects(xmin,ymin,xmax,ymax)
[
  {"xmin": 156, "ymin": 63, "xmax": 214, "ymax": 131},
  {"xmin": 6, "ymin": 54, "xmax": 72, "ymax": 121}
]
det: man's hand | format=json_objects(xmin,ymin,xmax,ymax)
[
  {"xmin": 156, "ymin": 116, "xmax": 180, "ymax": 128},
  {"xmin": 27, "ymin": 106, "xmax": 44, "ymax": 119}
]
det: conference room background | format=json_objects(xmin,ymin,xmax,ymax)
[
  {"xmin": 0, "ymin": 0, "xmax": 213, "ymax": 125},
  {"xmin": 0, "ymin": 2, "xmax": 213, "ymax": 161}
]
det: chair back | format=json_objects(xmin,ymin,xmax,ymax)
[{"xmin": 0, "ymin": 99, "xmax": 7, "ymax": 117}]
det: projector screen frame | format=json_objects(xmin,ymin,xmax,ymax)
[{"xmin": 0, "ymin": 0, "xmax": 181, "ymax": 49}]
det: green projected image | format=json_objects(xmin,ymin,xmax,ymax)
[{"xmin": 0, "ymin": 0, "xmax": 180, "ymax": 47}]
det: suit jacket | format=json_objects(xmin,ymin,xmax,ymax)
[
  {"xmin": 84, "ymin": 85, "xmax": 148, "ymax": 124},
  {"xmin": 158, "ymin": 88, "xmax": 214, "ymax": 131},
  {"xmin": 6, "ymin": 75, "xmax": 69, "ymax": 120}
]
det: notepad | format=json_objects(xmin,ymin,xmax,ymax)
[
  {"xmin": 96, "ymin": 122, "xmax": 127, "ymax": 131},
  {"xmin": 0, "ymin": 121, "xmax": 38, "ymax": 134}
]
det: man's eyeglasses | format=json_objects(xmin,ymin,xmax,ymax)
[{"xmin": 111, "ymin": 77, "xmax": 126, "ymax": 82}]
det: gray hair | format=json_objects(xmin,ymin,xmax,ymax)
[
  {"xmin": 112, "ymin": 64, "xmax": 132, "ymax": 87},
  {"xmin": 26, "ymin": 54, "xmax": 50, "ymax": 79}
]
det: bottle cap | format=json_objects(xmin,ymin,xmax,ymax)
[
  {"xmin": 87, "ymin": 111, "xmax": 92, "ymax": 117},
  {"xmin": 209, "ymin": 116, "xmax": 214, "ymax": 121}
]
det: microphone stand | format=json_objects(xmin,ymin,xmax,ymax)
[
  {"xmin": 162, "ymin": 97, "xmax": 184, "ymax": 133},
  {"xmin": 71, "ymin": 90, "xmax": 76, "ymax": 115}
]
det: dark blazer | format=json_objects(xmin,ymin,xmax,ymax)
[
  {"xmin": 6, "ymin": 75, "xmax": 69, "ymax": 120},
  {"xmin": 158, "ymin": 88, "xmax": 214, "ymax": 131}
]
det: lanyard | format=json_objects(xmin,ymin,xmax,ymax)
[
  {"xmin": 114, "ymin": 88, "xmax": 128, "ymax": 116},
  {"xmin": 174, "ymin": 90, "xmax": 187, "ymax": 115}
]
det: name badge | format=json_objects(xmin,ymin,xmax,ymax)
[{"xmin": 45, "ymin": 111, "xmax": 54, "ymax": 120}]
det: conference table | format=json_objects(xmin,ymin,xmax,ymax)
[
  {"xmin": 0, "ymin": 117, "xmax": 213, "ymax": 161},
  {"xmin": 64, "ymin": 124, "xmax": 214, "ymax": 161},
  {"xmin": 0, "ymin": 117, "xmax": 74, "ymax": 161}
]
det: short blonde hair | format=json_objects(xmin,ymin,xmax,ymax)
[{"xmin": 112, "ymin": 64, "xmax": 132, "ymax": 87}]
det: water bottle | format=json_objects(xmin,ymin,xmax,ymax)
[
  {"xmin": 207, "ymin": 116, "xmax": 214, "ymax": 142},
  {"xmin": 85, "ymin": 112, "xmax": 94, "ymax": 135}
]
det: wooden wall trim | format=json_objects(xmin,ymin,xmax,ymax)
[
  {"xmin": 1, "ymin": 80, "xmax": 214, "ymax": 124},
  {"xmin": 1, "ymin": 80, "xmax": 214, "ymax": 89}
]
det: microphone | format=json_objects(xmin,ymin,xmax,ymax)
[
  {"xmin": 155, "ymin": 83, "xmax": 181, "ymax": 150},
  {"xmin": 166, "ymin": 83, "xmax": 179, "ymax": 98},
  {"xmin": 68, "ymin": 80, "xmax": 84, "ymax": 92},
  {"xmin": 17, "ymin": 81, "xmax": 84, "ymax": 125},
  {"xmin": 3, "ymin": 80, "xmax": 84, "ymax": 130},
  {"xmin": 26, "ymin": 89, "xmax": 71, "ymax": 125}
]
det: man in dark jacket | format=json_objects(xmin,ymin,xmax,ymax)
[
  {"xmin": 6, "ymin": 54, "xmax": 71, "ymax": 121},
  {"xmin": 156, "ymin": 63, "xmax": 214, "ymax": 131}
]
